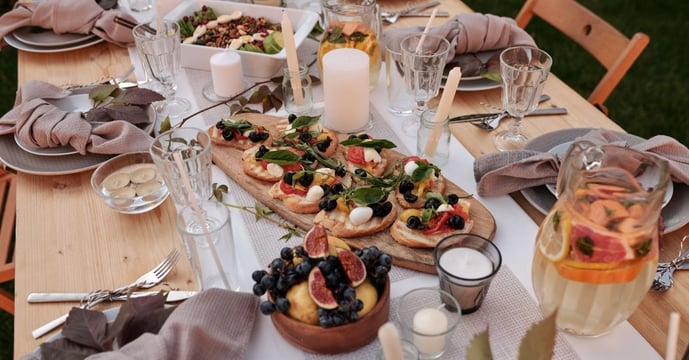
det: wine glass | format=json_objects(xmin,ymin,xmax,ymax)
[
  {"xmin": 400, "ymin": 33, "xmax": 451, "ymax": 137},
  {"xmin": 494, "ymin": 46, "xmax": 552, "ymax": 151},
  {"xmin": 133, "ymin": 21, "xmax": 190, "ymax": 119}
]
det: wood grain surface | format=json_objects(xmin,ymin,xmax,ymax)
[{"xmin": 210, "ymin": 113, "xmax": 496, "ymax": 274}]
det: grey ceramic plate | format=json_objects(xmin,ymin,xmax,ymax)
[
  {"xmin": 520, "ymin": 128, "xmax": 689, "ymax": 234},
  {"xmin": 4, "ymin": 31, "xmax": 103, "ymax": 53},
  {"xmin": 12, "ymin": 27, "xmax": 98, "ymax": 47}
]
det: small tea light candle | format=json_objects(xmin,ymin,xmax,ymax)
[
  {"xmin": 210, "ymin": 51, "xmax": 244, "ymax": 98},
  {"xmin": 412, "ymin": 307, "xmax": 448, "ymax": 355},
  {"xmin": 439, "ymin": 247, "xmax": 493, "ymax": 279},
  {"xmin": 323, "ymin": 48, "xmax": 369, "ymax": 132}
]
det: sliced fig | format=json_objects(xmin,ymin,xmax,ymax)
[
  {"xmin": 336, "ymin": 248, "xmax": 367, "ymax": 287},
  {"xmin": 308, "ymin": 268, "xmax": 338, "ymax": 309},
  {"xmin": 303, "ymin": 224, "xmax": 329, "ymax": 259}
]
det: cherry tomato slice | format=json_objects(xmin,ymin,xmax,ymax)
[
  {"xmin": 279, "ymin": 179, "xmax": 307, "ymax": 196},
  {"xmin": 346, "ymin": 146, "xmax": 366, "ymax": 165}
]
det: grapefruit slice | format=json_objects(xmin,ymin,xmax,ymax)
[{"xmin": 570, "ymin": 223, "xmax": 634, "ymax": 263}]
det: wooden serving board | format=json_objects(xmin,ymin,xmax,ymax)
[{"xmin": 211, "ymin": 113, "xmax": 496, "ymax": 273}]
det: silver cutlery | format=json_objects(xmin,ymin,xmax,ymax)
[
  {"xmin": 27, "ymin": 290, "xmax": 196, "ymax": 303},
  {"xmin": 653, "ymin": 236, "xmax": 689, "ymax": 292},
  {"xmin": 380, "ymin": 1, "xmax": 440, "ymax": 24},
  {"xmin": 394, "ymin": 11, "xmax": 450, "ymax": 18},
  {"xmin": 474, "ymin": 107, "xmax": 569, "ymax": 131},
  {"xmin": 31, "ymin": 249, "xmax": 181, "ymax": 339},
  {"xmin": 449, "ymin": 107, "xmax": 568, "ymax": 125}
]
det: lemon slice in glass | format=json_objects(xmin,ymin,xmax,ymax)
[{"xmin": 538, "ymin": 211, "xmax": 571, "ymax": 262}]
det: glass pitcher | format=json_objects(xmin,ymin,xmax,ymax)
[
  {"xmin": 531, "ymin": 140, "xmax": 670, "ymax": 336},
  {"xmin": 317, "ymin": 0, "xmax": 382, "ymax": 90}
]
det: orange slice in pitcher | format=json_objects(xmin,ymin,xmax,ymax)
[{"xmin": 555, "ymin": 259, "xmax": 645, "ymax": 284}]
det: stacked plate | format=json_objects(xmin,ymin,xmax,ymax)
[
  {"xmin": 4, "ymin": 26, "xmax": 103, "ymax": 53},
  {"xmin": 442, "ymin": 50, "xmax": 502, "ymax": 92}
]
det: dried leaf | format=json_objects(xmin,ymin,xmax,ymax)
[
  {"xmin": 159, "ymin": 116, "xmax": 172, "ymax": 133},
  {"xmin": 108, "ymin": 292, "xmax": 169, "ymax": 345},
  {"xmin": 517, "ymin": 310, "xmax": 557, "ymax": 360},
  {"xmin": 40, "ymin": 337, "xmax": 100, "ymax": 360},
  {"xmin": 466, "ymin": 327, "xmax": 493, "ymax": 360},
  {"xmin": 89, "ymin": 84, "xmax": 118, "ymax": 103},
  {"xmin": 118, "ymin": 307, "xmax": 175, "ymax": 347},
  {"xmin": 111, "ymin": 87, "xmax": 165, "ymax": 105},
  {"xmin": 61, "ymin": 307, "xmax": 109, "ymax": 351},
  {"xmin": 104, "ymin": 105, "xmax": 150, "ymax": 124},
  {"xmin": 85, "ymin": 107, "xmax": 112, "ymax": 123}
]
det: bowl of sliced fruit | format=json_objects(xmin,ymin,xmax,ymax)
[
  {"xmin": 164, "ymin": 0, "xmax": 319, "ymax": 78},
  {"xmin": 252, "ymin": 224, "xmax": 391, "ymax": 354},
  {"xmin": 91, "ymin": 152, "xmax": 169, "ymax": 214}
]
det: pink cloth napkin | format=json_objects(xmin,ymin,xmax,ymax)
[
  {"xmin": 473, "ymin": 129, "xmax": 689, "ymax": 197},
  {"xmin": 381, "ymin": 13, "xmax": 537, "ymax": 59},
  {"xmin": 0, "ymin": 80, "xmax": 154, "ymax": 155},
  {"xmin": 0, "ymin": 0, "xmax": 136, "ymax": 48}
]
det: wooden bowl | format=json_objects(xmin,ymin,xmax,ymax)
[{"xmin": 270, "ymin": 278, "xmax": 390, "ymax": 354}]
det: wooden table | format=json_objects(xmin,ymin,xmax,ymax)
[{"xmin": 10, "ymin": 0, "xmax": 688, "ymax": 358}]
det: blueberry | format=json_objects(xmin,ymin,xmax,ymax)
[
  {"xmin": 252, "ymin": 283, "xmax": 266, "ymax": 296},
  {"xmin": 260, "ymin": 300, "xmax": 276, "ymax": 315},
  {"xmin": 378, "ymin": 253, "xmax": 392, "ymax": 267},
  {"xmin": 260, "ymin": 274, "xmax": 276, "ymax": 289},
  {"xmin": 280, "ymin": 247, "xmax": 293, "ymax": 261},
  {"xmin": 251, "ymin": 269, "xmax": 267, "ymax": 282},
  {"xmin": 270, "ymin": 258, "xmax": 284, "ymax": 272},
  {"xmin": 275, "ymin": 297, "xmax": 290, "ymax": 313}
]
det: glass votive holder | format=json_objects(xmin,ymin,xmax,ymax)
[
  {"xmin": 396, "ymin": 287, "xmax": 461, "ymax": 359},
  {"xmin": 376, "ymin": 339, "xmax": 420, "ymax": 360},
  {"xmin": 417, "ymin": 109, "xmax": 450, "ymax": 167},
  {"xmin": 433, "ymin": 233, "xmax": 502, "ymax": 315},
  {"xmin": 282, "ymin": 64, "xmax": 313, "ymax": 115}
]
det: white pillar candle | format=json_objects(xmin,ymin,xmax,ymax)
[
  {"xmin": 412, "ymin": 307, "xmax": 448, "ymax": 355},
  {"xmin": 439, "ymin": 247, "xmax": 493, "ymax": 279},
  {"xmin": 210, "ymin": 51, "xmax": 244, "ymax": 98},
  {"xmin": 323, "ymin": 48, "xmax": 369, "ymax": 132}
]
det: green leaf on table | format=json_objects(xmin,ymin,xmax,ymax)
[
  {"xmin": 159, "ymin": 116, "xmax": 172, "ymax": 134},
  {"xmin": 466, "ymin": 327, "xmax": 493, "ymax": 360},
  {"xmin": 517, "ymin": 310, "xmax": 557, "ymax": 360},
  {"xmin": 254, "ymin": 203, "xmax": 274, "ymax": 221},
  {"xmin": 111, "ymin": 87, "xmax": 165, "ymax": 106},
  {"xmin": 89, "ymin": 84, "xmax": 118, "ymax": 103}
]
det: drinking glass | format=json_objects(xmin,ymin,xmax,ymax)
[
  {"xmin": 494, "ymin": 46, "xmax": 552, "ymax": 151},
  {"xmin": 400, "ymin": 34, "xmax": 451, "ymax": 137},
  {"xmin": 133, "ymin": 21, "xmax": 191, "ymax": 119}
]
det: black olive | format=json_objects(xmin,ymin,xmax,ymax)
[
  {"xmin": 424, "ymin": 198, "xmax": 442, "ymax": 210},
  {"xmin": 222, "ymin": 128, "xmax": 235, "ymax": 141},
  {"xmin": 215, "ymin": 120, "xmax": 225, "ymax": 129},
  {"xmin": 348, "ymin": 134, "xmax": 358, "ymax": 139},
  {"xmin": 369, "ymin": 203, "xmax": 382, "ymax": 217},
  {"xmin": 406, "ymin": 216, "xmax": 422, "ymax": 229},
  {"xmin": 354, "ymin": 168, "xmax": 367, "ymax": 177},
  {"xmin": 447, "ymin": 194, "xmax": 459, "ymax": 205},
  {"xmin": 331, "ymin": 183, "xmax": 345, "ymax": 194},
  {"xmin": 298, "ymin": 172, "xmax": 314, "ymax": 187},
  {"xmin": 319, "ymin": 198, "xmax": 337, "ymax": 211},
  {"xmin": 398, "ymin": 180, "xmax": 414, "ymax": 194},
  {"xmin": 335, "ymin": 166, "xmax": 346, "ymax": 177},
  {"xmin": 259, "ymin": 132, "xmax": 270, "ymax": 141},
  {"xmin": 316, "ymin": 140, "xmax": 330, "ymax": 152},
  {"xmin": 403, "ymin": 192, "xmax": 418, "ymax": 203},
  {"xmin": 358, "ymin": 133, "xmax": 370, "ymax": 140},
  {"xmin": 288, "ymin": 114, "xmax": 297, "ymax": 123},
  {"xmin": 448, "ymin": 215, "xmax": 465, "ymax": 230},
  {"xmin": 283, "ymin": 171, "xmax": 295, "ymax": 185},
  {"xmin": 248, "ymin": 131, "xmax": 262, "ymax": 142},
  {"xmin": 299, "ymin": 132, "xmax": 312, "ymax": 143},
  {"xmin": 380, "ymin": 201, "xmax": 393, "ymax": 217},
  {"xmin": 255, "ymin": 145, "xmax": 269, "ymax": 159},
  {"xmin": 301, "ymin": 152, "xmax": 316, "ymax": 163},
  {"xmin": 320, "ymin": 184, "xmax": 331, "ymax": 195}
]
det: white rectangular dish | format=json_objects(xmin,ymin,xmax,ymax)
[{"xmin": 164, "ymin": 0, "xmax": 319, "ymax": 78}]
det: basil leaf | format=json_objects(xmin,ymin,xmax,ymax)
[
  {"xmin": 575, "ymin": 236, "xmax": 594, "ymax": 257},
  {"xmin": 634, "ymin": 238, "xmax": 652, "ymax": 257},
  {"xmin": 411, "ymin": 166, "xmax": 433, "ymax": 183},
  {"xmin": 340, "ymin": 138, "xmax": 397, "ymax": 149},
  {"xmin": 259, "ymin": 150, "xmax": 300, "ymax": 165},
  {"xmin": 291, "ymin": 115, "xmax": 320, "ymax": 129},
  {"xmin": 350, "ymin": 187, "xmax": 385, "ymax": 205},
  {"xmin": 425, "ymin": 191, "xmax": 445, "ymax": 203}
]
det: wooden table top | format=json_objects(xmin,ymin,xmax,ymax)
[{"xmin": 10, "ymin": 0, "xmax": 688, "ymax": 358}]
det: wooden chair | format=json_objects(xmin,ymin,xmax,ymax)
[
  {"xmin": 515, "ymin": 0, "xmax": 650, "ymax": 112},
  {"xmin": 0, "ymin": 171, "xmax": 16, "ymax": 314}
]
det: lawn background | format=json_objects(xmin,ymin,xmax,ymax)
[{"xmin": 0, "ymin": 0, "xmax": 687, "ymax": 359}]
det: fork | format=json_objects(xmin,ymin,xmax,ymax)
[
  {"xmin": 31, "ymin": 249, "xmax": 181, "ymax": 339},
  {"xmin": 472, "ymin": 107, "xmax": 569, "ymax": 131},
  {"xmin": 380, "ymin": 1, "xmax": 440, "ymax": 24}
]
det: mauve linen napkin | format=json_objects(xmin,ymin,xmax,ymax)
[
  {"xmin": 0, "ymin": 80, "xmax": 154, "ymax": 155},
  {"xmin": 381, "ymin": 13, "xmax": 537, "ymax": 59},
  {"xmin": 473, "ymin": 129, "xmax": 689, "ymax": 197},
  {"xmin": 21, "ymin": 289, "xmax": 259, "ymax": 360},
  {"xmin": 0, "ymin": 0, "xmax": 136, "ymax": 48}
]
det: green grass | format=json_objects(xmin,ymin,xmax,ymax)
[
  {"xmin": 0, "ymin": 1, "xmax": 686, "ymax": 359},
  {"xmin": 461, "ymin": 0, "xmax": 689, "ymax": 146}
]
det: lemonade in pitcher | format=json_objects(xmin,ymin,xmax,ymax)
[{"xmin": 532, "ymin": 141, "xmax": 669, "ymax": 336}]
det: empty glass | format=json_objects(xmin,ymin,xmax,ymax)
[
  {"xmin": 494, "ymin": 46, "xmax": 552, "ymax": 151},
  {"xmin": 133, "ymin": 21, "xmax": 191, "ymax": 119},
  {"xmin": 400, "ymin": 33, "xmax": 451, "ymax": 136}
]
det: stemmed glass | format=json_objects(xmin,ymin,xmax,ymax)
[
  {"xmin": 133, "ymin": 21, "xmax": 190, "ymax": 119},
  {"xmin": 400, "ymin": 33, "xmax": 451, "ymax": 137},
  {"xmin": 494, "ymin": 46, "xmax": 552, "ymax": 151}
]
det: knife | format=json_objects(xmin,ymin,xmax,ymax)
[
  {"xmin": 27, "ymin": 290, "xmax": 197, "ymax": 303},
  {"xmin": 399, "ymin": 11, "xmax": 450, "ymax": 17},
  {"xmin": 449, "ymin": 107, "xmax": 568, "ymax": 124}
]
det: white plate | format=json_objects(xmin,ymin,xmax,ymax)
[
  {"xmin": 12, "ymin": 27, "xmax": 98, "ymax": 47},
  {"xmin": 520, "ymin": 128, "xmax": 689, "ymax": 233},
  {"xmin": 543, "ymin": 141, "xmax": 674, "ymax": 208},
  {"xmin": 13, "ymin": 93, "xmax": 156, "ymax": 157},
  {"xmin": 4, "ymin": 31, "xmax": 103, "ymax": 53}
]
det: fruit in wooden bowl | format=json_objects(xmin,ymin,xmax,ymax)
[{"xmin": 252, "ymin": 224, "xmax": 392, "ymax": 354}]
